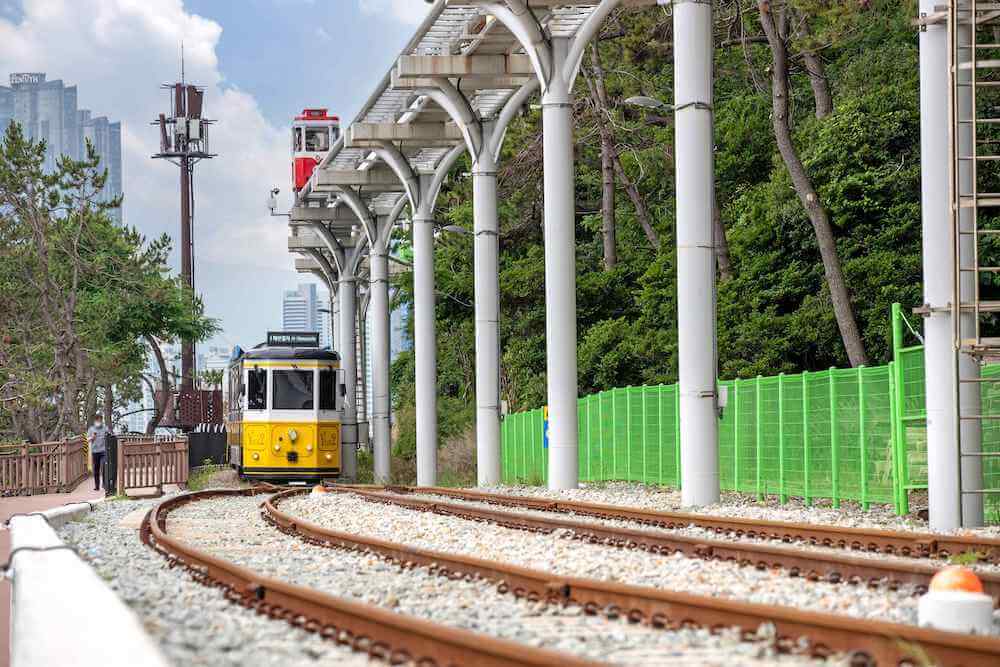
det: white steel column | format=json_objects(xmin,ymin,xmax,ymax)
[
  {"xmin": 339, "ymin": 274, "xmax": 359, "ymax": 481},
  {"xmin": 370, "ymin": 219, "xmax": 392, "ymax": 484},
  {"xmin": 921, "ymin": 0, "xmax": 960, "ymax": 530},
  {"xmin": 675, "ymin": 0, "xmax": 719, "ymax": 506},
  {"xmin": 473, "ymin": 142, "xmax": 502, "ymax": 486},
  {"xmin": 542, "ymin": 36, "xmax": 580, "ymax": 490},
  {"xmin": 413, "ymin": 195, "xmax": 438, "ymax": 486}
]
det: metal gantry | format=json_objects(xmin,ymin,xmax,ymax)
[{"xmin": 288, "ymin": 0, "xmax": 713, "ymax": 497}]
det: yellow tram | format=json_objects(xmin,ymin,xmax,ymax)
[{"xmin": 226, "ymin": 332, "xmax": 345, "ymax": 482}]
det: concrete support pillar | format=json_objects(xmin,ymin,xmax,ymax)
[
  {"xmin": 921, "ymin": 0, "xmax": 960, "ymax": 530},
  {"xmin": 473, "ymin": 141, "xmax": 502, "ymax": 486},
  {"xmin": 542, "ymin": 37, "xmax": 580, "ymax": 490},
  {"xmin": 338, "ymin": 275, "xmax": 358, "ymax": 481},
  {"xmin": 675, "ymin": 0, "xmax": 720, "ymax": 506},
  {"xmin": 370, "ymin": 226, "xmax": 392, "ymax": 484},
  {"xmin": 413, "ymin": 201, "xmax": 438, "ymax": 486}
]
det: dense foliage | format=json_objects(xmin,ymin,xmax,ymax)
[
  {"xmin": 0, "ymin": 123, "xmax": 216, "ymax": 442},
  {"xmin": 385, "ymin": 1, "xmax": 920, "ymax": 459}
]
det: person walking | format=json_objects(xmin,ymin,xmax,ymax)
[{"xmin": 87, "ymin": 414, "xmax": 109, "ymax": 492}]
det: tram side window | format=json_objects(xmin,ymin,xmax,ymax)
[
  {"xmin": 247, "ymin": 368, "xmax": 267, "ymax": 410},
  {"xmin": 273, "ymin": 370, "xmax": 314, "ymax": 410},
  {"xmin": 319, "ymin": 369, "xmax": 336, "ymax": 411},
  {"xmin": 292, "ymin": 127, "xmax": 303, "ymax": 152}
]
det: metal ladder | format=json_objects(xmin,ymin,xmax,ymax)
[{"xmin": 949, "ymin": 0, "xmax": 1000, "ymax": 521}]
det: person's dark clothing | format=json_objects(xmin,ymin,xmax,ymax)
[{"xmin": 92, "ymin": 451, "xmax": 106, "ymax": 491}]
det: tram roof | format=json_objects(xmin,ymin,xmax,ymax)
[{"xmin": 242, "ymin": 347, "xmax": 341, "ymax": 362}]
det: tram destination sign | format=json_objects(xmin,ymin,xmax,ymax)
[{"xmin": 267, "ymin": 331, "xmax": 321, "ymax": 348}]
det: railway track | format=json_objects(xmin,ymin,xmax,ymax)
[
  {"xmin": 343, "ymin": 487, "xmax": 1000, "ymax": 602},
  {"xmin": 139, "ymin": 487, "xmax": 599, "ymax": 667},
  {"xmin": 389, "ymin": 485, "xmax": 1000, "ymax": 565},
  {"xmin": 270, "ymin": 486, "xmax": 1000, "ymax": 666}
]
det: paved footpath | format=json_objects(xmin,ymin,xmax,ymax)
[{"xmin": 0, "ymin": 477, "xmax": 105, "ymax": 667}]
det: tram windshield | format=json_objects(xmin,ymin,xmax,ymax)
[{"xmin": 273, "ymin": 369, "xmax": 314, "ymax": 410}]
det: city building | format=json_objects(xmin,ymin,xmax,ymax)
[
  {"xmin": 0, "ymin": 73, "xmax": 122, "ymax": 221},
  {"xmin": 282, "ymin": 283, "xmax": 320, "ymax": 334}
]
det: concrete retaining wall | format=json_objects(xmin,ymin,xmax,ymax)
[{"xmin": 8, "ymin": 502, "xmax": 169, "ymax": 667}]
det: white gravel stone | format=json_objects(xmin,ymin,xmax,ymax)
[
  {"xmin": 58, "ymin": 496, "xmax": 370, "ymax": 667},
  {"xmin": 168, "ymin": 493, "xmax": 840, "ymax": 665},
  {"xmin": 281, "ymin": 492, "xmax": 1000, "ymax": 636},
  {"xmin": 481, "ymin": 483, "xmax": 1000, "ymax": 538}
]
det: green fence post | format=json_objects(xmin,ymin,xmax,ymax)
[
  {"xmin": 858, "ymin": 365, "xmax": 869, "ymax": 511},
  {"xmin": 674, "ymin": 385, "xmax": 681, "ymax": 488},
  {"xmin": 888, "ymin": 362, "xmax": 901, "ymax": 514},
  {"xmin": 830, "ymin": 368, "xmax": 840, "ymax": 508},
  {"xmin": 658, "ymin": 385, "xmax": 664, "ymax": 486},
  {"xmin": 611, "ymin": 390, "xmax": 618, "ymax": 481},
  {"xmin": 585, "ymin": 395, "xmax": 592, "ymax": 483},
  {"xmin": 734, "ymin": 378, "xmax": 741, "ymax": 492},
  {"xmin": 778, "ymin": 372, "xmax": 786, "ymax": 503},
  {"xmin": 599, "ymin": 391, "xmax": 605, "ymax": 482},
  {"xmin": 626, "ymin": 387, "xmax": 632, "ymax": 481},
  {"xmin": 642, "ymin": 386, "xmax": 648, "ymax": 483},
  {"xmin": 890, "ymin": 302, "xmax": 909, "ymax": 515},
  {"xmin": 756, "ymin": 375, "xmax": 763, "ymax": 500},
  {"xmin": 803, "ymin": 371, "xmax": 811, "ymax": 506}
]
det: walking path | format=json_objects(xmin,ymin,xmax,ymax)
[{"xmin": 0, "ymin": 477, "xmax": 105, "ymax": 667}]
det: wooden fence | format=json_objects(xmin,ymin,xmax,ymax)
[
  {"xmin": 116, "ymin": 435, "xmax": 188, "ymax": 496},
  {"xmin": 0, "ymin": 438, "xmax": 88, "ymax": 496}
]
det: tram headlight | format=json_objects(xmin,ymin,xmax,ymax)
[
  {"xmin": 252, "ymin": 452, "xmax": 260, "ymax": 461},
  {"xmin": 325, "ymin": 453, "xmax": 332, "ymax": 461},
  {"xmin": 273, "ymin": 443, "xmax": 281, "ymax": 452},
  {"xmin": 306, "ymin": 444, "xmax": 313, "ymax": 453}
]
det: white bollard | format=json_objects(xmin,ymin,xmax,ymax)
[{"xmin": 918, "ymin": 591, "xmax": 994, "ymax": 634}]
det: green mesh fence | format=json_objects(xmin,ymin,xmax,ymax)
[{"xmin": 501, "ymin": 304, "xmax": 1000, "ymax": 518}]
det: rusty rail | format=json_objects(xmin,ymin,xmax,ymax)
[
  {"xmin": 117, "ymin": 436, "xmax": 188, "ymax": 496},
  {"xmin": 140, "ymin": 488, "xmax": 598, "ymax": 667},
  {"xmin": 395, "ymin": 486, "xmax": 1000, "ymax": 566},
  {"xmin": 270, "ymin": 487, "xmax": 1000, "ymax": 666},
  {"xmin": 0, "ymin": 438, "xmax": 88, "ymax": 496},
  {"xmin": 341, "ymin": 487, "xmax": 1000, "ymax": 603}
]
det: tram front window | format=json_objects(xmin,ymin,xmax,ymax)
[
  {"xmin": 304, "ymin": 127, "xmax": 329, "ymax": 152},
  {"xmin": 247, "ymin": 368, "xmax": 267, "ymax": 410},
  {"xmin": 273, "ymin": 370, "xmax": 314, "ymax": 410}
]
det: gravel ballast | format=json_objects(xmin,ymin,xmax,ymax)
[
  {"xmin": 58, "ymin": 496, "xmax": 368, "ymax": 667},
  {"xmin": 281, "ymin": 491, "xmax": 1000, "ymax": 635},
  {"xmin": 166, "ymin": 492, "xmax": 836, "ymax": 665}
]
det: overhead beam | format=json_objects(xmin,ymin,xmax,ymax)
[
  {"xmin": 289, "ymin": 206, "xmax": 349, "ymax": 222},
  {"xmin": 345, "ymin": 122, "xmax": 464, "ymax": 147},
  {"xmin": 391, "ymin": 72, "xmax": 533, "ymax": 91},
  {"xmin": 294, "ymin": 257, "xmax": 322, "ymax": 271},
  {"xmin": 314, "ymin": 168, "xmax": 401, "ymax": 189},
  {"xmin": 396, "ymin": 54, "xmax": 534, "ymax": 78}
]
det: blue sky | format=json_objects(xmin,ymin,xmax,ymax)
[{"xmin": 1, "ymin": 0, "xmax": 433, "ymax": 351}]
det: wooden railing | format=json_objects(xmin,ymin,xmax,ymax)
[
  {"xmin": 0, "ymin": 438, "xmax": 88, "ymax": 496},
  {"xmin": 116, "ymin": 435, "xmax": 188, "ymax": 496}
]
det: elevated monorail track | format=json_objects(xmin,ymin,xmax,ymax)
[
  {"xmin": 139, "ymin": 487, "xmax": 597, "ymax": 667},
  {"xmin": 265, "ymin": 485, "xmax": 1000, "ymax": 666}
]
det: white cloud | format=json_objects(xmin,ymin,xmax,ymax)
[
  {"xmin": 358, "ymin": 0, "xmax": 431, "ymax": 26},
  {"xmin": 0, "ymin": 0, "xmax": 302, "ymax": 344}
]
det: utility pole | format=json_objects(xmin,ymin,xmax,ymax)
[{"xmin": 151, "ymin": 54, "xmax": 217, "ymax": 425}]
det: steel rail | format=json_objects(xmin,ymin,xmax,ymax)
[
  {"xmin": 337, "ymin": 487, "xmax": 1000, "ymax": 603},
  {"xmin": 270, "ymin": 487, "xmax": 1000, "ymax": 666},
  {"xmin": 139, "ymin": 487, "xmax": 599, "ymax": 667},
  {"xmin": 394, "ymin": 485, "xmax": 1000, "ymax": 565}
]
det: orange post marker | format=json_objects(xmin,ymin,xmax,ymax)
[{"xmin": 928, "ymin": 566, "xmax": 984, "ymax": 594}]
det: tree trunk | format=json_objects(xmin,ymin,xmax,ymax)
[
  {"xmin": 758, "ymin": 1, "xmax": 868, "ymax": 366},
  {"xmin": 611, "ymin": 154, "xmax": 661, "ymax": 250},
  {"xmin": 589, "ymin": 45, "xmax": 618, "ymax": 270},
  {"xmin": 713, "ymin": 201, "xmax": 733, "ymax": 281},
  {"xmin": 145, "ymin": 335, "xmax": 171, "ymax": 434},
  {"xmin": 102, "ymin": 384, "xmax": 113, "ymax": 429},
  {"xmin": 801, "ymin": 50, "xmax": 833, "ymax": 119}
]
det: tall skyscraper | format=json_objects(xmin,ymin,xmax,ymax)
[
  {"xmin": 0, "ymin": 73, "xmax": 122, "ymax": 221},
  {"xmin": 282, "ymin": 283, "xmax": 319, "ymax": 333}
]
